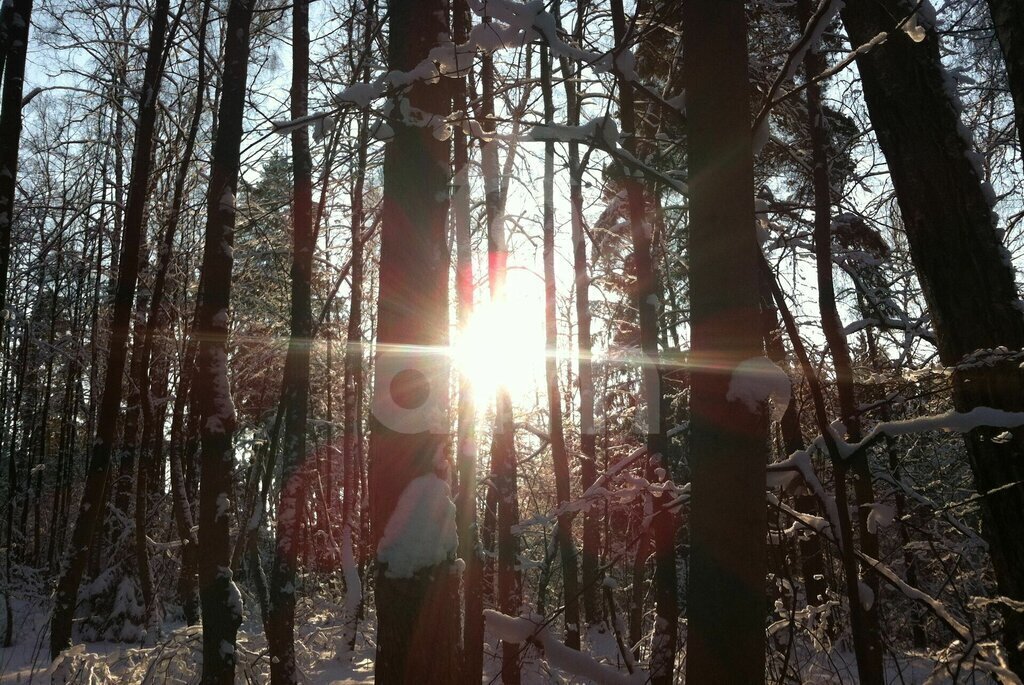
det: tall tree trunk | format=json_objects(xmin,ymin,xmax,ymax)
[
  {"xmin": 480, "ymin": 38, "xmax": 522, "ymax": 685},
  {"xmin": 610, "ymin": 1, "xmax": 678, "ymax": 680},
  {"xmin": 367, "ymin": 0, "xmax": 456, "ymax": 682},
  {"xmin": 987, "ymin": 0, "xmax": 1024, "ymax": 160},
  {"xmin": 801, "ymin": 1, "xmax": 883, "ymax": 679},
  {"xmin": 682, "ymin": 0, "xmax": 769, "ymax": 682},
  {"xmin": 451, "ymin": 0, "xmax": 484, "ymax": 680},
  {"xmin": 136, "ymin": 0, "xmax": 210, "ymax": 634},
  {"xmin": 0, "ymin": 0, "xmax": 32, "ymax": 319},
  {"xmin": 50, "ymin": 0, "xmax": 169, "ymax": 656},
  {"xmin": 267, "ymin": 0, "xmax": 315, "ymax": 678},
  {"xmin": 339, "ymin": 76, "xmax": 369, "ymax": 665},
  {"xmin": 540, "ymin": 39, "xmax": 581, "ymax": 651},
  {"xmin": 843, "ymin": 3, "xmax": 1024, "ymax": 674},
  {"xmin": 194, "ymin": 0, "xmax": 254, "ymax": 679},
  {"xmin": 557, "ymin": 1, "xmax": 601, "ymax": 630}
]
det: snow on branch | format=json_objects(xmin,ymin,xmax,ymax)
[
  {"xmin": 484, "ymin": 610, "xmax": 646, "ymax": 685},
  {"xmin": 273, "ymin": 0, "xmax": 634, "ymax": 138},
  {"xmin": 528, "ymin": 116, "xmax": 688, "ymax": 194},
  {"xmin": 838, "ymin": 407, "xmax": 1024, "ymax": 460}
]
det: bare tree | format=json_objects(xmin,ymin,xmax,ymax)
[{"xmin": 50, "ymin": 0, "xmax": 170, "ymax": 657}]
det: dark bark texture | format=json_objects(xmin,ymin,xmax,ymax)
[
  {"xmin": 367, "ymin": 0, "xmax": 456, "ymax": 682},
  {"xmin": 682, "ymin": 1, "xmax": 770, "ymax": 682},
  {"xmin": 194, "ymin": 0, "xmax": 254, "ymax": 681},
  {"xmin": 843, "ymin": 1, "xmax": 1024, "ymax": 675},
  {"xmin": 987, "ymin": 0, "xmax": 1024, "ymax": 160}
]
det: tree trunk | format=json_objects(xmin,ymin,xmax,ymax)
[
  {"xmin": 539, "ymin": 38, "xmax": 582, "ymax": 652},
  {"xmin": 558, "ymin": 2, "xmax": 602, "ymax": 629},
  {"xmin": 50, "ymin": 0, "xmax": 169, "ymax": 656},
  {"xmin": 987, "ymin": 0, "xmax": 1024, "ymax": 160},
  {"xmin": 451, "ymin": 0, "xmax": 484, "ymax": 680},
  {"xmin": 194, "ymin": 0, "xmax": 254, "ymax": 679},
  {"xmin": 802, "ymin": 1, "xmax": 883, "ymax": 678},
  {"xmin": 843, "ymin": 2, "xmax": 1024, "ymax": 674},
  {"xmin": 610, "ymin": 1, "xmax": 678, "ymax": 680},
  {"xmin": 339, "ymin": 53, "xmax": 370, "ymax": 664},
  {"xmin": 682, "ymin": 1, "xmax": 769, "ymax": 682},
  {"xmin": 0, "ymin": 0, "xmax": 32, "ymax": 319},
  {"xmin": 367, "ymin": 0, "xmax": 457, "ymax": 681},
  {"xmin": 480, "ymin": 40, "xmax": 523, "ymax": 684},
  {"xmin": 267, "ymin": 0, "xmax": 315, "ymax": 678}
]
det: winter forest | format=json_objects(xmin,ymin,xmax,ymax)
[{"xmin": 3, "ymin": 0, "xmax": 1024, "ymax": 682}]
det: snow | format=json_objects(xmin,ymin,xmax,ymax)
[
  {"xmin": 341, "ymin": 526, "xmax": 362, "ymax": 613},
  {"xmin": 484, "ymin": 610, "xmax": 646, "ymax": 685},
  {"xmin": 902, "ymin": 13, "xmax": 927, "ymax": 42},
  {"xmin": 376, "ymin": 474, "xmax": 457, "ymax": 578},
  {"xmin": 992, "ymin": 430, "xmax": 1013, "ymax": 444},
  {"xmin": 860, "ymin": 577, "xmax": 876, "ymax": 610},
  {"xmin": 335, "ymin": 83, "xmax": 381, "ymax": 108},
  {"xmin": 864, "ymin": 503, "xmax": 895, "ymax": 534},
  {"xmin": 218, "ymin": 187, "xmax": 235, "ymax": 213},
  {"xmin": 726, "ymin": 356, "xmax": 792, "ymax": 421},
  {"xmin": 839, "ymin": 407, "xmax": 1024, "ymax": 459}
]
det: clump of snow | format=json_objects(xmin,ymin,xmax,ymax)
[
  {"xmin": 902, "ymin": 13, "xmax": 926, "ymax": 42},
  {"xmin": 864, "ymin": 503, "xmax": 895, "ymax": 534},
  {"xmin": 377, "ymin": 474, "xmax": 457, "ymax": 578},
  {"xmin": 484, "ymin": 610, "xmax": 645, "ymax": 685},
  {"xmin": 336, "ymin": 82, "xmax": 381, "ymax": 108},
  {"xmin": 992, "ymin": 430, "xmax": 1013, "ymax": 444},
  {"xmin": 858, "ymin": 579, "xmax": 875, "ymax": 610},
  {"xmin": 726, "ymin": 357, "xmax": 792, "ymax": 421}
]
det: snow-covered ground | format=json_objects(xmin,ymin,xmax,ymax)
[
  {"xmin": 0, "ymin": 587, "xmax": 973, "ymax": 684},
  {"xmin": 0, "ymin": 587, "xmax": 375, "ymax": 684}
]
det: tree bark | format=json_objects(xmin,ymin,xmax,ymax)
[
  {"xmin": 610, "ymin": 1, "xmax": 678, "ymax": 680},
  {"xmin": 266, "ymin": 0, "xmax": 315, "ymax": 680},
  {"xmin": 540, "ymin": 39, "xmax": 581, "ymax": 651},
  {"xmin": 0, "ymin": 0, "xmax": 32, "ymax": 318},
  {"xmin": 843, "ymin": 2, "xmax": 1024, "ymax": 674},
  {"xmin": 987, "ymin": 0, "xmax": 1024, "ymax": 160},
  {"xmin": 478, "ymin": 32, "xmax": 522, "ymax": 685},
  {"xmin": 801, "ymin": 1, "xmax": 883, "ymax": 679},
  {"xmin": 193, "ymin": 0, "xmax": 254, "ymax": 679},
  {"xmin": 682, "ymin": 1, "xmax": 770, "ymax": 682},
  {"xmin": 451, "ymin": 0, "xmax": 484, "ymax": 680},
  {"xmin": 367, "ymin": 0, "xmax": 457, "ymax": 681}
]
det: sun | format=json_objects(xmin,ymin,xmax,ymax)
[{"xmin": 451, "ymin": 279, "xmax": 546, "ymax": 403}]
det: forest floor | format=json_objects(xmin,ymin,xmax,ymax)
[{"xmin": 0, "ymin": 576, "xmax": 957, "ymax": 684}]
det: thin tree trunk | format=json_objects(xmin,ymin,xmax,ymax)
[
  {"xmin": 50, "ymin": 0, "xmax": 169, "ymax": 656},
  {"xmin": 681, "ymin": 0, "xmax": 769, "ymax": 682},
  {"xmin": 610, "ymin": 2, "xmax": 678, "ymax": 680},
  {"xmin": 451, "ymin": 0, "xmax": 484, "ymax": 679},
  {"xmin": 135, "ymin": 0, "xmax": 210, "ymax": 634},
  {"xmin": 539, "ymin": 39, "xmax": 580, "ymax": 650},
  {"xmin": 194, "ymin": 0, "xmax": 254, "ymax": 679},
  {"xmin": 340, "ymin": 86, "xmax": 369, "ymax": 666},
  {"xmin": 267, "ymin": 0, "xmax": 315, "ymax": 678},
  {"xmin": 480, "ymin": 39, "xmax": 522, "ymax": 685},
  {"xmin": 555, "ymin": 0, "xmax": 601, "ymax": 630},
  {"xmin": 801, "ymin": 1, "xmax": 883, "ymax": 678}
]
